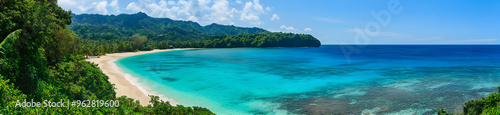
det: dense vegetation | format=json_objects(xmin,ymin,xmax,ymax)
[
  {"xmin": 71, "ymin": 12, "xmax": 270, "ymax": 37},
  {"xmin": 204, "ymin": 33, "xmax": 320, "ymax": 48},
  {"xmin": 69, "ymin": 13, "xmax": 321, "ymax": 55},
  {"xmin": 75, "ymin": 33, "xmax": 321, "ymax": 56},
  {"xmin": 70, "ymin": 12, "xmax": 269, "ymax": 41},
  {"xmin": 0, "ymin": 0, "xmax": 213, "ymax": 114}
]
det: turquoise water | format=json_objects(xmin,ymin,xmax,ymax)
[{"xmin": 117, "ymin": 45, "xmax": 500, "ymax": 114}]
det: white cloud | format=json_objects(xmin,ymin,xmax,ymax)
[
  {"xmin": 240, "ymin": 13, "xmax": 259, "ymax": 21},
  {"xmin": 125, "ymin": 0, "xmax": 187, "ymax": 20},
  {"xmin": 78, "ymin": 1, "xmax": 108, "ymax": 14},
  {"xmin": 177, "ymin": 0, "xmax": 188, "ymax": 5},
  {"xmin": 77, "ymin": 6, "xmax": 89, "ymax": 12},
  {"xmin": 62, "ymin": 0, "xmax": 274, "ymax": 26},
  {"xmin": 240, "ymin": 0, "xmax": 266, "ymax": 25},
  {"xmin": 58, "ymin": 0, "xmax": 77, "ymax": 6},
  {"xmin": 207, "ymin": 0, "xmax": 235, "ymax": 24},
  {"xmin": 125, "ymin": 2, "xmax": 140, "ymax": 12},
  {"xmin": 181, "ymin": 0, "xmax": 211, "ymax": 22},
  {"xmin": 280, "ymin": 25, "xmax": 295, "ymax": 31},
  {"xmin": 110, "ymin": 0, "xmax": 119, "ymax": 12},
  {"xmin": 95, "ymin": 1, "xmax": 108, "ymax": 14},
  {"xmin": 168, "ymin": 1, "xmax": 176, "ymax": 5},
  {"xmin": 253, "ymin": 0, "xmax": 264, "ymax": 14},
  {"xmin": 231, "ymin": 8, "xmax": 239, "ymax": 13},
  {"xmin": 240, "ymin": 2, "xmax": 258, "ymax": 21},
  {"xmin": 125, "ymin": 0, "xmax": 257, "ymax": 25},
  {"xmin": 304, "ymin": 28, "xmax": 312, "ymax": 31},
  {"xmin": 271, "ymin": 14, "xmax": 279, "ymax": 21}
]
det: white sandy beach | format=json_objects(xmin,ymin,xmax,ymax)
[{"xmin": 86, "ymin": 48, "xmax": 192, "ymax": 106}]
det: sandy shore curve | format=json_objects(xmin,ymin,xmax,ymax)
[{"xmin": 86, "ymin": 48, "xmax": 193, "ymax": 106}]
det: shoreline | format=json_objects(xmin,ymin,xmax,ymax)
[{"xmin": 86, "ymin": 48, "xmax": 194, "ymax": 106}]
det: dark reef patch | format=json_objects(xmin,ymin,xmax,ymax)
[
  {"xmin": 273, "ymin": 66, "xmax": 500, "ymax": 114},
  {"xmin": 162, "ymin": 77, "xmax": 179, "ymax": 82}
]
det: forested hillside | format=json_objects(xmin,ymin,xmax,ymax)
[
  {"xmin": 205, "ymin": 33, "xmax": 321, "ymax": 48},
  {"xmin": 0, "ymin": 0, "xmax": 213, "ymax": 114},
  {"xmin": 69, "ymin": 13, "xmax": 321, "ymax": 56},
  {"xmin": 70, "ymin": 12, "xmax": 269, "ymax": 40},
  {"xmin": 72, "ymin": 12, "xmax": 269, "ymax": 36}
]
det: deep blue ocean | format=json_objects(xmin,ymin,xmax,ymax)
[{"xmin": 117, "ymin": 45, "xmax": 500, "ymax": 114}]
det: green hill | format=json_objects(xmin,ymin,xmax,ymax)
[
  {"xmin": 68, "ymin": 12, "xmax": 321, "ymax": 52},
  {"xmin": 70, "ymin": 12, "xmax": 270, "ymax": 40}
]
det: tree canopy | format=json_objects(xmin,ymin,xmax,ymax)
[
  {"xmin": 0, "ymin": 0, "xmax": 213, "ymax": 114},
  {"xmin": 68, "ymin": 13, "xmax": 322, "ymax": 55}
]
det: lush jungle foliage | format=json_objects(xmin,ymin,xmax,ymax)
[
  {"xmin": 69, "ymin": 13, "xmax": 321, "ymax": 56},
  {"xmin": 69, "ymin": 12, "xmax": 269, "ymax": 41},
  {"xmin": 70, "ymin": 12, "xmax": 269, "ymax": 37},
  {"xmin": 76, "ymin": 32, "xmax": 321, "ymax": 56},
  {"xmin": 204, "ymin": 33, "xmax": 321, "ymax": 48},
  {"xmin": 0, "ymin": 0, "xmax": 213, "ymax": 114}
]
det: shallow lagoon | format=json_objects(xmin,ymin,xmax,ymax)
[{"xmin": 117, "ymin": 45, "xmax": 500, "ymax": 114}]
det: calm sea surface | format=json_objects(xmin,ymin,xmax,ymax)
[{"xmin": 117, "ymin": 45, "xmax": 500, "ymax": 114}]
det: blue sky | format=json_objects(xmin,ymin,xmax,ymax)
[{"xmin": 58, "ymin": 0, "xmax": 500, "ymax": 44}]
